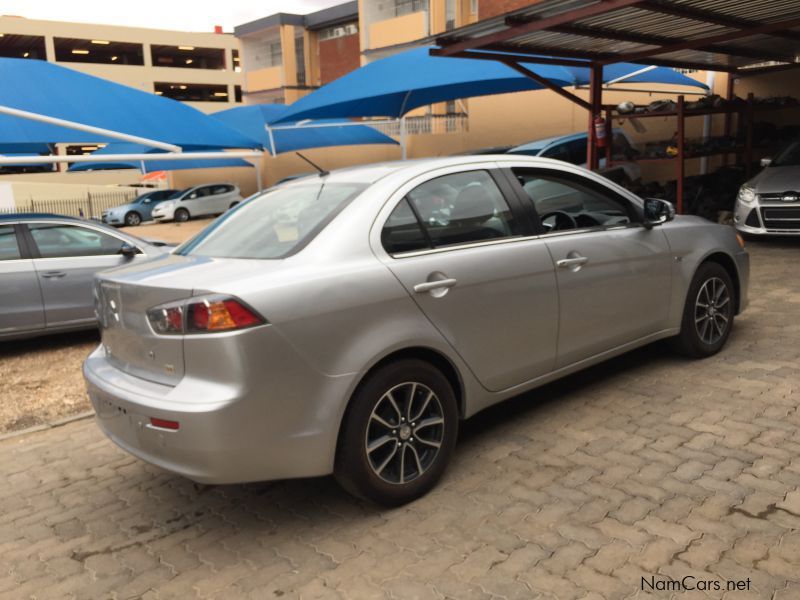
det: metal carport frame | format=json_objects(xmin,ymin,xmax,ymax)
[{"xmin": 433, "ymin": 0, "xmax": 800, "ymax": 205}]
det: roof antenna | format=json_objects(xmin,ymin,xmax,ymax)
[{"xmin": 295, "ymin": 152, "xmax": 328, "ymax": 177}]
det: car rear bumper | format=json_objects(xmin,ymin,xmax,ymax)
[{"xmin": 83, "ymin": 337, "xmax": 356, "ymax": 484}]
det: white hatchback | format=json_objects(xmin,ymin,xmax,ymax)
[{"xmin": 151, "ymin": 183, "xmax": 243, "ymax": 222}]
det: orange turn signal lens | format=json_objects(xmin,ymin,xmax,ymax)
[{"xmin": 736, "ymin": 233, "xmax": 746, "ymax": 249}]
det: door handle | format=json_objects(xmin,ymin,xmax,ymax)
[
  {"xmin": 556, "ymin": 256, "xmax": 589, "ymax": 268},
  {"xmin": 413, "ymin": 278, "xmax": 458, "ymax": 293},
  {"xmin": 41, "ymin": 271, "xmax": 66, "ymax": 279}
]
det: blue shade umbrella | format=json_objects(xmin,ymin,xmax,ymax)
[
  {"xmin": 272, "ymin": 46, "xmax": 708, "ymax": 124},
  {"xmin": 212, "ymin": 104, "xmax": 398, "ymax": 155},
  {"xmin": 0, "ymin": 57, "xmax": 260, "ymax": 149},
  {"xmin": 68, "ymin": 143, "xmax": 254, "ymax": 172}
]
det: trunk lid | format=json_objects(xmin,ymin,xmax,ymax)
[{"xmin": 96, "ymin": 254, "xmax": 278, "ymax": 386}]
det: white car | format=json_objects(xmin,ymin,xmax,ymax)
[{"xmin": 151, "ymin": 183, "xmax": 243, "ymax": 222}]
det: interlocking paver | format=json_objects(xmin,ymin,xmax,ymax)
[{"xmin": 2, "ymin": 241, "xmax": 800, "ymax": 599}]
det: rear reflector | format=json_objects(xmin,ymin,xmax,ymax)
[{"xmin": 150, "ymin": 417, "xmax": 179, "ymax": 430}]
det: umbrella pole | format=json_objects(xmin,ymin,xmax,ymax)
[
  {"xmin": 255, "ymin": 159, "xmax": 263, "ymax": 193},
  {"xmin": 400, "ymin": 117, "xmax": 407, "ymax": 160}
]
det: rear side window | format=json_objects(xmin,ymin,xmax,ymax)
[
  {"xmin": 29, "ymin": 223, "xmax": 127, "ymax": 258},
  {"xmin": 0, "ymin": 225, "xmax": 21, "ymax": 260},
  {"xmin": 407, "ymin": 170, "xmax": 521, "ymax": 248},
  {"xmin": 382, "ymin": 199, "xmax": 430, "ymax": 254}
]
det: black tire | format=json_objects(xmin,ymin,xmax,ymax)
[
  {"xmin": 335, "ymin": 359, "xmax": 458, "ymax": 506},
  {"xmin": 174, "ymin": 208, "xmax": 190, "ymax": 223},
  {"xmin": 124, "ymin": 211, "xmax": 142, "ymax": 226},
  {"xmin": 672, "ymin": 262, "xmax": 735, "ymax": 358}
]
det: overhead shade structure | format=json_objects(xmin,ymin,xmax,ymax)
[
  {"xmin": 0, "ymin": 57, "xmax": 260, "ymax": 149},
  {"xmin": 68, "ymin": 143, "xmax": 254, "ymax": 173},
  {"xmin": 271, "ymin": 46, "xmax": 707, "ymax": 124},
  {"xmin": 212, "ymin": 104, "xmax": 398, "ymax": 155}
]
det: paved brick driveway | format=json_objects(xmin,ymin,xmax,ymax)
[{"xmin": 2, "ymin": 240, "xmax": 799, "ymax": 600}]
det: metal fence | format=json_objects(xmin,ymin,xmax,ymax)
[
  {"xmin": 367, "ymin": 113, "xmax": 470, "ymax": 137},
  {"xmin": 0, "ymin": 191, "xmax": 138, "ymax": 219}
]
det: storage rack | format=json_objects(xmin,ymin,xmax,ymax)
[{"xmin": 604, "ymin": 93, "xmax": 799, "ymax": 214}]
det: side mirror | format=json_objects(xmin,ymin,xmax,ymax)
[
  {"xmin": 643, "ymin": 198, "xmax": 676, "ymax": 229},
  {"xmin": 760, "ymin": 157, "xmax": 772, "ymax": 167},
  {"xmin": 119, "ymin": 243, "xmax": 139, "ymax": 258}
]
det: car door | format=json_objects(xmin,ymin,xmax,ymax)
[
  {"xmin": 0, "ymin": 223, "xmax": 45, "ymax": 335},
  {"xmin": 509, "ymin": 166, "xmax": 672, "ymax": 369},
  {"xmin": 25, "ymin": 222, "xmax": 139, "ymax": 326},
  {"xmin": 183, "ymin": 186, "xmax": 212, "ymax": 217},
  {"xmin": 209, "ymin": 184, "xmax": 234, "ymax": 213},
  {"xmin": 374, "ymin": 166, "xmax": 559, "ymax": 392}
]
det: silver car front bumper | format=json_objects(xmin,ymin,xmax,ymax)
[
  {"xmin": 734, "ymin": 201, "xmax": 800, "ymax": 235},
  {"xmin": 84, "ymin": 334, "xmax": 357, "ymax": 484}
]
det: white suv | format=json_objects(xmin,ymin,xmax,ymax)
[{"xmin": 151, "ymin": 183, "xmax": 243, "ymax": 222}]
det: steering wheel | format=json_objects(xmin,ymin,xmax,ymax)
[{"xmin": 540, "ymin": 210, "xmax": 577, "ymax": 232}]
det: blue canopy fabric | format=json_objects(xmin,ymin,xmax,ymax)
[
  {"xmin": 212, "ymin": 104, "xmax": 398, "ymax": 154},
  {"xmin": 0, "ymin": 57, "xmax": 261, "ymax": 149},
  {"xmin": 68, "ymin": 143, "xmax": 253, "ymax": 173},
  {"xmin": 273, "ymin": 46, "xmax": 708, "ymax": 124}
]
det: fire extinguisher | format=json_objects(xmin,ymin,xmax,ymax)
[{"xmin": 594, "ymin": 116, "xmax": 608, "ymax": 148}]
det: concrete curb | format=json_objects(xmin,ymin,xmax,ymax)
[{"xmin": 0, "ymin": 410, "xmax": 95, "ymax": 442}]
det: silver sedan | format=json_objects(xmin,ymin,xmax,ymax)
[
  {"xmin": 0, "ymin": 214, "xmax": 170, "ymax": 340},
  {"xmin": 84, "ymin": 156, "xmax": 749, "ymax": 505}
]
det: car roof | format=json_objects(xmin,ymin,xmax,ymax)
[{"xmin": 0, "ymin": 212, "xmax": 80, "ymax": 222}]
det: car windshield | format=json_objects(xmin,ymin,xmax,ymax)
[
  {"xmin": 176, "ymin": 180, "xmax": 368, "ymax": 259},
  {"xmin": 168, "ymin": 189, "xmax": 189, "ymax": 199},
  {"xmin": 771, "ymin": 140, "xmax": 800, "ymax": 167}
]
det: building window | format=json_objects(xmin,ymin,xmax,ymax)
[
  {"xmin": 470, "ymin": 0, "xmax": 478, "ymax": 14},
  {"xmin": 232, "ymin": 48, "xmax": 241, "ymax": 72},
  {"xmin": 394, "ymin": 0, "xmax": 427, "ymax": 16},
  {"xmin": 295, "ymin": 34, "xmax": 306, "ymax": 86},
  {"xmin": 234, "ymin": 85, "xmax": 242, "ymax": 102},
  {"xmin": 154, "ymin": 82, "xmax": 230, "ymax": 102},
  {"xmin": 0, "ymin": 34, "xmax": 46, "ymax": 60},
  {"xmin": 53, "ymin": 37, "xmax": 144, "ymax": 65},
  {"xmin": 318, "ymin": 22, "xmax": 358, "ymax": 41},
  {"xmin": 151, "ymin": 45, "xmax": 225, "ymax": 70}
]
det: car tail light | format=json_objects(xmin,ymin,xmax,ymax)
[{"xmin": 147, "ymin": 295, "xmax": 265, "ymax": 335}]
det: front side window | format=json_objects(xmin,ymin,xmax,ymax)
[
  {"xmin": 29, "ymin": 224, "xmax": 127, "ymax": 258},
  {"xmin": 407, "ymin": 170, "xmax": 521, "ymax": 248},
  {"xmin": 177, "ymin": 181, "xmax": 367, "ymax": 259},
  {"xmin": 513, "ymin": 169, "xmax": 634, "ymax": 233},
  {"xmin": 0, "ymin": 225, "xmax": 21, "ymax": 261}
]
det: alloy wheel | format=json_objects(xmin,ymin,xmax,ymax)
[
  {"xmin": 365, "ymin": 382, "xmax": 445, "ymax": 485},
  {"xmin": 694, "ymin": 276, "xmax": 731, "ymax": 345}
]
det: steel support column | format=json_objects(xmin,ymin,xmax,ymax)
[{"xmin": 587, "ymin": 63, "xmax": 603, "ymax": 171}]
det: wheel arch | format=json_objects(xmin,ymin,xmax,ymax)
[{"xmin": 700, "ymin": 251, "xmax": 741, "ymax": 313}]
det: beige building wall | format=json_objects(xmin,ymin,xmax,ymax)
[{"xmin": 0, "ymin": 16, "xmax": 243, "ymax": 114}]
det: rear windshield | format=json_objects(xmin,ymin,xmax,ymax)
[{"xmin": 176, "ymin": 180, "xmax": 367, "ymax": 259}]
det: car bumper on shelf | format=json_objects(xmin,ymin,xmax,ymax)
[{"xmin": 83, "ymin": 334, "xmax": 355, "ymax": 484}]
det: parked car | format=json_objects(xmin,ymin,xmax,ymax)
[
  {"xmin": 734, "ymin": 139, "xmax": 800, "ymax": 236},
  {"xmin": 84, "ymin": 156, "xmax": 749, "ymax": 506},
  {"xmin": 151, "ymin": 184, "xmax": 243, "ymax": 223},
  {"xmin": 0, "ymin": 214, "xmax": 171, "ymax": 341},
  {"xmin": 102, "ymin": 189, "xmax": 179, "ymax": 227},
  {"xmin": 507, "ymin": 129, "xmax": 642, "ymax": 182}
]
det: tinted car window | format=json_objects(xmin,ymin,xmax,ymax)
[
  {"xmin": 772, "ymin": 140, "xmax": 800, "ymax": 167},
  {"xmin": 0, "ymin": 225, "xmax": 21, "ymax": 260},
  {"xmin": 29, "ymin": 223, "xmax": 127, "ymax": 258},
  {"xmin": 567, "ymin": 139, "xmax": 587, "ymax": 165},
  {"xmin": 540, "ymin": 142, "xmax": 573, "ymax": 162},
  {"xmin": 211, "ymin": 185, "xmax": 233, "ymax": 195},
  {"xmin": 382, "ymin": 199, "xmax": 430, "ymax": 255},
  {"xmin": 513, "ymin": 169, "xmax": 633, "ymax": 232},
  {"xmin": 407, "ymin": 170, "xmax": 521, "ymax": 248},
  {"xmin": 178, "ymin": 181, "xmax": 367, "ymax": 259}
]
